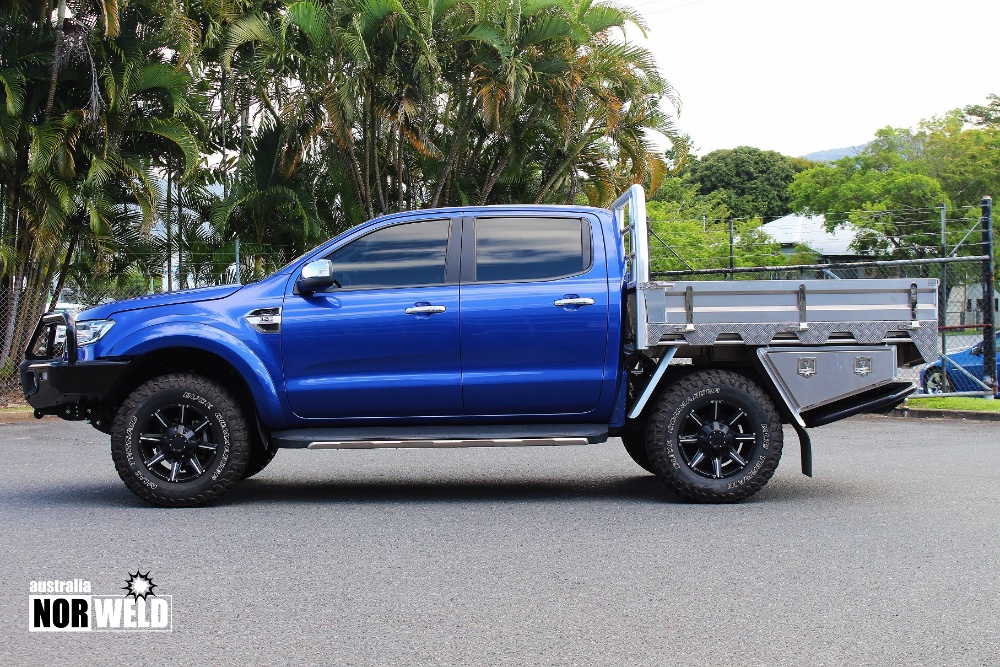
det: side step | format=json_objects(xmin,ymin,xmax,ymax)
[{"xmin": 270, "ymin": 424, "xmax": 609, "ymax": 450}]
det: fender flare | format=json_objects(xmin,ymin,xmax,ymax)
[{"xmin": 107, "ymin": 323, "xmax": 286, "ymax": 427}]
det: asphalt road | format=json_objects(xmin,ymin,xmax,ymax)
[{"xmin": 2, "ymin": 416, "xmax": 998, "ymax": 666}]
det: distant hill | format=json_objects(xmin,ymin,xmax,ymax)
[{"xmin": 800, "ymin": 144, "xmax": 866, "ymax": 162}]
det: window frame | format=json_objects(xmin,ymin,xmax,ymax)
[
  {"xmin": 461, "ymin": 215, "xmax": 594, "ymax": 285},
  {"xmin": 314, "ymin": 217, "xmax": 461, "ymax": 293}
]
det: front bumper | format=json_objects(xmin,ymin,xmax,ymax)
[
  {"xmin": 20, "ymin": 358, "xmax": 129, "ymax": 418},
  {"xmin": 20, "ymin": 311, "xmax": 127, "ymax": 420}
]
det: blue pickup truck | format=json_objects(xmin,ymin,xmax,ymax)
[{"xmin": 21, "ymin": 187, "xmax": 938, "ymax": 506}]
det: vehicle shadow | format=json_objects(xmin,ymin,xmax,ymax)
[
  {"xmin": 7, "ymin": 471, "xmax": 831, "ymax": 509},
  {"xmin": 230, "ymin": 474, "xmax": 677, "ymax": 506},
  {"xmin": 7, "ymin": 474, "xmax": 680, "ymax": 509}
]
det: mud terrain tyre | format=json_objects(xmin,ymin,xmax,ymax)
[
  {"xmin": 645, "ymin": 370, "xmax": 783, "ymax": 503},
  {"xmin": 111, "ymin": 374, "xmax": 250, "ymax": 507}
]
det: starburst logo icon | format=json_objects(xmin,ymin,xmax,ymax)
[{"xmin": 122, "ymin": 571, "xmax": 157, "ymax": 601}]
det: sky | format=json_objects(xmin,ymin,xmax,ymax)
[{"xmin": 620, "ymin": 0, "xmax": 1000, "ymax": 157}]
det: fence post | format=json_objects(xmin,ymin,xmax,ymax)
[
  {"xmin": 728, "ymin": 218, "xmax": 735, "ymax": 281},
  {"xmin": 981, "ymin": 196, "xmax": 996, "ymax": 397},
  {"xmin": 940, "ymin": 204, "xmax": 947, "ymax": 357}
]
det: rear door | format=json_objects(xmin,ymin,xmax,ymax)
[
  {"xmin": 281, "ymin": 217, "xmax": 462, "ymax": 419},
  {"xmin": 459, "ymin": 215, "xmax": 610, "ymax": 416}
]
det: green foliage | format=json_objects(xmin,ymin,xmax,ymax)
[
  {"xmin": 646, "ymin": 177, "xmax": 784, "ymax": 275},
  {"xmin": 789, "ymin": 111, "xmax": 1000, "ymax": 258},
  {"xmin": 219, "ymin": 0, "xmax": 679, "ymax": 219},
  {"xmin": 0, "ymin": 0, "xmax": 680, "ymax": 288},
  {"xmin": 0, "ymin": 1, "xmax": 207, "ymax": 372},
  {"xmin": 213, "ymin": 121, "xmax": 325, "ymax": 280},
  {"xmin": 685, "ymin": 146, "xmax": 808, "ymax": 222},
  {"xmin": 963, "ymin": 94, "xmax": 1000, "ymax": 128}
]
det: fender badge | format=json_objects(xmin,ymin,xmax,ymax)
[{"xmin": 797, "ymin": 357, "xmax": 817, "ymax": 378}]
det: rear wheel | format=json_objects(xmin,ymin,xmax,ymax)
[
  {"xmin": 111, "ymin": 374, "xmax": 250, "ymax": 507},
  {"xmin": 645, "ymin": 370, "xmax": 783, "ymax": 503}
]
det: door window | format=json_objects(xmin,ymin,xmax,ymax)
[
  {"xmin": 325, "ymin": 219, "xmax": 451, "ymax": 289},
  {"xmin": 474, "ymin": 217, "xmax": 591, "ymax": 283}
]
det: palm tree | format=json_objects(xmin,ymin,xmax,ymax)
[
  {"xmin": 0, "ymin": 0, "xmax": 203, "ymax": 372},
  {"xmin": 213, "ymin": 121, "xmax": 323, "ymax": 281}
]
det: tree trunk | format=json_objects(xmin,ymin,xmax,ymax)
[
  {"xmin": 166, "ymin": 164, "xmax": 173, "ymax": 291},
  {"xmin": 371, "ymin": 106, "xmax": 386, "ymax": 214},
  {"xmin": 479, "ymin": 106, "xmax": 543, "ymax": 205},
  {"xmin": 0, "ymin": 276, "xmax": 21, "ymax": 373},
  {"xmin": 220, "ymin": 68, "xmax": 229, "ymax": 199},
  {"xmin": 362, "ymin": 88, "xmax": 372, "ymax": 217},
  {"xmin": 460, "ymin": 128, "xmax": 487, "ymax": 184},
  {"xmin": 535, "ymin": 137, "xmax": 588, "ymax": 204},
  {"xmin": 566, "ymin": 169, "xmax": 580, "ymax": 205},
  {"xmin": 175, "ymin": 171, "xmax": 183, "ymax": 289},
  {"xmin": 395, "ymin": 125, "xmax": 404, "ymax": 212},
  {"xmin": 478, "ymin": 149, "xmax": 508, "ymax": 206},
  {"xmin": 47, "ymin": 225, "xmax": 79, "ymax": 312},
  {"xmin": 431, "ymin": 95, "xmax": 474, "ymax": 209},
  {"xmin": 44, "ymin": 0, "xmax": 68, "ymax": 121}
]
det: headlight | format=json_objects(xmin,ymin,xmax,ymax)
[{"xmin": 76, "ymin": 320, "xmax": 115, "ymax": 345}]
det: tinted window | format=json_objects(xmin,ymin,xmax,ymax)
[
  {"xmin": 475, "ymin": 218, "xmax": 589, "ymax": 282},
  {"xmin": 326, "ymin": 219, "xmax": 450, "ymax": 289}
]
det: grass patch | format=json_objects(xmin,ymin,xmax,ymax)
[{"xmin": 906, "ymin": 396, "xmax": 1000, "ymax": 412}]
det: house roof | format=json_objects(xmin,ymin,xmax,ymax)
[{"xmin": 763, "ymin": 213, "xmax": 857, "ymax": 256}]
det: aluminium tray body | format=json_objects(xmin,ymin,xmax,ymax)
[{"xmin": 637, "ymin": 278, "xmax": 939, "ymax": 363}]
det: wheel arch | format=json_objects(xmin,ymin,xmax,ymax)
[
  {"xmin": 629, "ymin": 357, "xmax": 793, "ymax": 424},
  {"xmin": 103, "ymin": 328, "xmax": 286, "ymax": 434}
]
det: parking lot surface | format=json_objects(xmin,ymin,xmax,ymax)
[{"xmin": 2, "ymin": 416, "xmax": 998, "ymax": 666}]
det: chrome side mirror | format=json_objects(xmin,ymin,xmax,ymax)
[{"xmin": 296, "ymin": 260, "xmax": 336, "ymax": 295}]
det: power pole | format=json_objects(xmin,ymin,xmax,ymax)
[
  {"xmin": 982, "ymin": 196, "xmax": 996, "ymax": 398},
  {"xmin": 940, "ymin": 204, "xmax": 947, "ymax": 357}
]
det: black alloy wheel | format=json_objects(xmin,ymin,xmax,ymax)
[
  {"xmin": 676, "ymin": 398, "xmax": 759, "ymax": 480},
  {"xmin": 138, "ymin": 403, "xmax": 220, "ymax": 483}
]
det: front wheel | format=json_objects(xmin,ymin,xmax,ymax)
[
  {"xmin": 645, "ymin": 370, "xmax": 783, "ymax": 503},
  {"xmin": 111, "ymin": 374, "xmax": 250, "ymax": 507}
]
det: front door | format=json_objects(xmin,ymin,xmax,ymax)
[{"xmin": 281, "ymin": 217, "xmax": 462, "ymax": 419}]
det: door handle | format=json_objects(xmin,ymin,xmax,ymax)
[
  {"xmin": 405, "ymin": 304, "xmax": 447, "ymax": 315},
  {"xmin": 554, "ymin": 297, "xmax": 594, "ymax": 307}
]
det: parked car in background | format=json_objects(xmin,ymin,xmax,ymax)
[{"xmin": 921, "ymin": 333, "xmax": 1000, "ymax": 393}]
